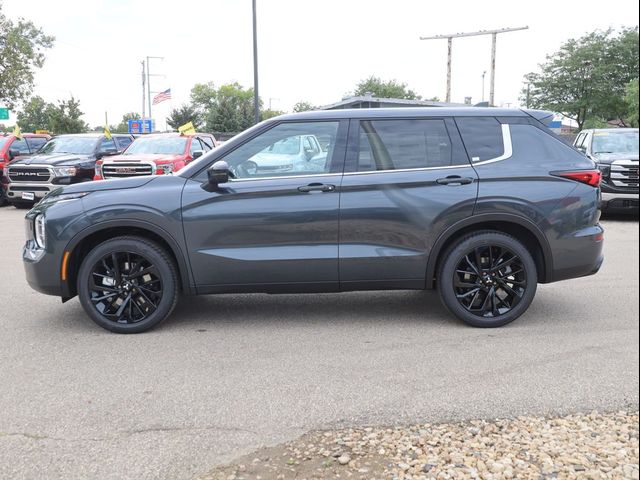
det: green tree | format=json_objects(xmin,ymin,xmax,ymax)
[
  {"xmin": 191, "ymin": 82, "xmax": 258, "ymax": 133},
  {"xmin": 293, "ymin": 101, "xmax": 315, "ymax": 112},
  {"xmin": 522, "ymin": 27, "xmax": 639, "ymax": 130},
  {"xmin": 0, "ymin": 5, "xmax": 54, "ymax": 108},
  {"xmin": 16, "ymin": 95, "xmax": 50, "ymax": 132},
  {"xmin": 114, "ymin": 112, "xmax": 141, "ymax": 133},
  {"xmin": 166, "ymin": 104, "xmax": 202, "ymax": 131},
  {"xmin": 625, "ymin": 79, "xmax": 639, "ymax": 127},
  {"xmin": 260, "ymin": 109, "xmax": 285, "ymax": 121},
  {"xmin": 353, "ymin": 76, "xmax": 421, "ymax": 100},
  {"xmin": 0, "ymin": 123, "xmax": 9, "ymax": 133},
  {"xmin": 47, "ymin": 96, "xmax": 88, "ymax": 134}
]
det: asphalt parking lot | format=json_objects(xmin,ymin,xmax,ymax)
[{"xmin": 0, "ymin": 206, "xmax": 638, "ymax": 480}]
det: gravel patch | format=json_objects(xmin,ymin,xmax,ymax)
[{"xmin": 199, "ymin": 410, "xmax": 639, "ymax": 479}]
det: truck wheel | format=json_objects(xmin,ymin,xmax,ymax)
[
  {"xmin": 437, "ymin": 231, "xmax": 537, "ymax": 328},
  {"xmin": 77, "ymin": 236, "xmax": 179, "ymax": 333}
]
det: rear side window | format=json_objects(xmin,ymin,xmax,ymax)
[
  {"xmin": 456, "ymin": 117, "xmax": 504, "ymax": 161},
  {"xmin": 11, "ymin": 138, "xmax": 30, "ymax": 154},
  {"xmin": 357, "ymin": 119, "xmax": 454, "ymax": 171},
  {"xmin": 510, "ymin": 124, "xmax": 587, "ymax": 163}
]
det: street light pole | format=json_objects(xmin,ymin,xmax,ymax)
[
  {"xmin": 146, "ymin": 56, "xmax": 164, "ymax": 124},
  {"xmin": 252, "ymin": 0, "xmax": 260, "ymax": 124}
]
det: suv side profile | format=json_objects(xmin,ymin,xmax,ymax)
[
  {"xmin": 574, "ymin": 128, "xmax": 639, "ymax": 212},
  {"xmin": 6, "ymin": 133, "xmax": 133, "ymax": 207},
  {"xmin": 23, "ymin": 108, "xmax": 604, "ymax": 333}
]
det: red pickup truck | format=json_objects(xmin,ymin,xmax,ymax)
[
  {"xmin": 94, "ymin": 132, "xmax": 217, "ymax": 180},
  {"xmin": 0, "ymin": 133, "xmax": 51, "ymax": 205}
]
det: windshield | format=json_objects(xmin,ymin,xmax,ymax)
[
  {"xmin": 592, "ymin": 131, "xmax": 639, "ymax": 155},
  {"xmin": 124, "ymin": 136, "xmax": 188, "ymax": 155},
  {"xmin": 39, "ymin": 137, "xmax": 98, "ymax": 155},
  {"xmin": 259, "ymin": 137, "xmax": 300, "ymax": 155},
  {"xmin": 0, "ymin": 137, "xmax": 10, "ymax": 150}
]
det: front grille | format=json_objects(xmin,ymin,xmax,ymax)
[
  {"xmin": 8, "ymin": 166, "xmax": 52, "ymax": 183},
  {"xmin": 9, "ymin": 186, "xmax": 51, "ymax": 192},
  {"xmin": 102, "ymin": 162, "xmax": 154, "ymax": 179},
  {"xmin": 610, "ymin": 160, "xmax": 639, "ymax": 189}
]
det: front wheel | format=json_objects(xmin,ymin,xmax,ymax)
[
  {"xmin": 437, "ymin": 231, "xmax": 538, "ymax": 328},
  {"xmin": 77, "ymin": 236, "xmax": 179, "ymax": 333}
]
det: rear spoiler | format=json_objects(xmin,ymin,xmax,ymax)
[{"xmin": 522, "ymin": 109, "xmax": 555, "ymax": 126}]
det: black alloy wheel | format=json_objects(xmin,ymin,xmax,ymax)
[
  {"xmin": 89, "ymin": 251, "xmax": 163, "ymax": 323},
  {"xmin": 438, "ymin": 231, "xmax": 538, "ymax": 327},
  {"xmin": 78, "ymin": 237, "xmax": 178, "ymax": 333}
]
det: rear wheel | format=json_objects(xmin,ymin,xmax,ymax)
[
  {"xmin": 77, "ymin": 236, "xmax": 179, "ymax": 333},
  {"xmin": 437, "ymin": 231, "xmax": 537, "ymax": 327}
]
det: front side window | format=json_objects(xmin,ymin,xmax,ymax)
[
  {"xmin": 456, "ymin": 117, "xmax": 504, "ymax": 162},
  {"xmin": 11, "ymin": 138, "xmax": 30, "ymax": 154},
  {"xmin": 357, "ymin": 119, "xmax": 453, "ymax": 171},
  {"xmin": 115, "ymin": 136, "xmax": 133, "ymax": 150},
  {"xmin": 98, "ymin": 138, "xmax": 118, "ymax": 153},
  {"xmin": 189, "ymin": 138, "xmax": 203, "ymax": 155},
  {"xmin": 27, "ymin": 137, "xmax": 47, "ymax": 152},
  {"xmin": 222, "ymin": 122, "xmax": 340, "ymax": 179}
]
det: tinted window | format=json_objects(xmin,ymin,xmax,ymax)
[
  {"xmin": 357, "ymin": 119, "xmax": 453, "ymax": 171},
  {"xmin": 98, "ymin": 138, "xmax": 118, "ymax": 153},
  {"xmin": 510, "ymin": 124, "xmax": 587, "ymax": 162},
  {"xmin": 26, "ymin": 137, "xmax": 47, "ymax": 152},
  {"xmin": 456, "ymin": 117, "xmax": 504, "ymax": 161},
  {"xmin": 115, "ymin": 136, "xmax": 133, "ymax": 150},
  {"xmin": 11, "ymin": 138, "xmax": 30, "ymax": 154},
  {"xmin": 222, "ymin": 121, "xmax": 339, "ymax": 179},
  {"xmin": 189, "ymin": 138, "xmax": 203, "ymax": 155},
  {"xmin": 39, "ymin": 137, "xmax": 97, "ymax": 155}
]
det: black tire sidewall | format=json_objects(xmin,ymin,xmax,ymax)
[
  {"xmin": 77, "ymin": 237, "xmax": 177, "ymax": 333},
  {"xmin": 438, "ymin": 232, "xmax": 538, "ymax": 328}
]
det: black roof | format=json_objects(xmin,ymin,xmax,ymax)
[{"xmin": 275, "ymin": 107, "xmax": 551, "ymax": 122}]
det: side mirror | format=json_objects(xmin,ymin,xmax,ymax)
[
  {"xmin": 207, "ymin": 160, "xmax": 231, "ymax": 186},
  {"xmin": 192, "ymin": 150, "xmax": 204, "ymax": 160}
]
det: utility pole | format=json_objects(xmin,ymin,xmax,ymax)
[
  {"xmin": 252, "ymin": 0, "xmax": 260, "ymax": 124},
  {"xmin": 141, "ymin": 60, "xmax": 146, "ymax": 119},
  {"xmin": 146, "ymin": 56, "xmax": 164, "ymax": 126},
  {"xmin": 420, "ymin": 26, "xmax": 528, "ymax": 106}
]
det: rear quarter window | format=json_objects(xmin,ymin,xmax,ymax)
[
  {"xmin": 456, "ymin": 117, "xmax": 504, "ymax": 161},
  {"xmin": 510, "ymin": 124, "xmax": 589, "ymax": 165}
]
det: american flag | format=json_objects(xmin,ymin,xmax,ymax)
[{"xmin": 152, "ymin": 88, "xmax": 172, "ymax": 105}]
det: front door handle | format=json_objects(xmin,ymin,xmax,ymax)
[
  {"xmin": 297, "ymin": 183, "xmax": 335, "ymax": 193},
  {"xmin": 436, "ymin": 176, "xmax": 474, "ymax": 186}
]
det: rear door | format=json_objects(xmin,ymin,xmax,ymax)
[{"xmin": 338, "ymin": 117, "xmax": 478, "ymax": 289}]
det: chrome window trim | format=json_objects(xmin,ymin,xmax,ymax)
[
  {"xmin": 471, "ymin": 124, "xmax": 513, "ymax": 166},
  {"xmin": 343, "ymin": 163, "xmax": 471, "ymax": 176},
  {"xmin": 229, "ymin": 172, "xmax": 343, "ymax": 183}
]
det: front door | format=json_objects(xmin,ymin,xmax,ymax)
[
  {"xmin": 182, "ymin": 120, "xmax": 347, "ymax": 292},
  {"xmin": 339, "ymin": 117, "xmax": 478, "ymax": 289}
]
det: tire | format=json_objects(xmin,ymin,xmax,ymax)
[
  {"xmin": 77, "ymin": 236, "xmax": 179, "ymax": 333},
  {"xmin": 437, "ymin": 231, "xmax": 538, "ymax": 328},
  {"xmin": 12, "ymin": 201, "xmax": 34, "ymax": 209}
]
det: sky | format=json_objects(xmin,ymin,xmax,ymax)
[{"xmin": 2, "ymin": 0, "xmax": 639, "ymax": 129}]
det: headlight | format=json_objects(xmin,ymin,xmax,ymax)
[
  {"xmin": 34, "ymin": 214, "xmax": 46, "ymax": 249},
  {"xmin": 52, "ymin": 166, "xmax": 78, "ymax": 177},
  {"xmin": 39, "ymin": 192, "xmax": 90, "ymax": 205}
]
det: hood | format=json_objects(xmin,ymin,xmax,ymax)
[
  {"xmin": 11, "ymin": 153, "xmax": 94, "ymax": 167},
  {"xmin": 48, "ymin": 176, "xmax": 157, "ymax": 197},
  {"xmin": 104, "ymin": 153, "xmax": 186, "ymax": 163},
  {"xmin": 592, "ymin": 152, "xmax": 639, "ymax": 164}
]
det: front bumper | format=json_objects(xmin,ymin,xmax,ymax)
[
  {"xmin": 23, "ymin": 240, "xmax": 63, "ymax": 297},
  {"xmin": 7, "ymin": 182, "xmax": 55, "ymax": 201}
]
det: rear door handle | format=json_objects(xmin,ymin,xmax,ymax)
[
  {"xmin": 436, "ymin": 176, "xmax": 474, "ymax": 186},
  {"xmin": 297, "ymin": 183, "xmax": 335, "ymax": 193}
]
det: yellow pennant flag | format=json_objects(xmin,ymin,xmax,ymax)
[
  {"xmin": 178, "ymin": 121, "xmax": 196, "ymax": 136},
  {"xmin": 104, "ymin": 125, "xmax": 112, "ymax": 140},
  {"xmin": 12, "ymin": 124, "xmax": 23, "ymax": 140}
]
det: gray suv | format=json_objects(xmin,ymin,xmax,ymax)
[{"xmin": 23, "ymin": 108, "xmax": 604, "ymax": 333}]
